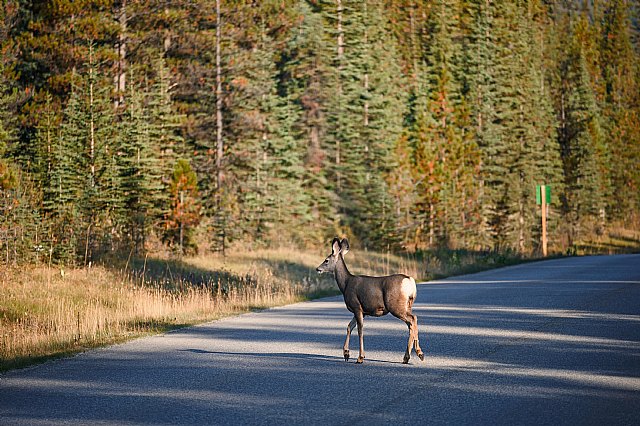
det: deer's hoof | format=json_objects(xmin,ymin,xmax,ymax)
[
  {"xmin": 418, "ymin": 352, "xmax": 425, "ymax": 361},
  {"xmin": 343, "ymin": 350, "xmax": 349, "ymax": 361},
  {"xmin": 402, "ymin": 356, "xmax": 410, "ymax": 364},
  {"xmin": 356, "ymin": 356, "xmax": 364, "ymax": 364}
]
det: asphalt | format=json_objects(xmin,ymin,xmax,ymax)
[{"xmin": 1, "ymin": 254, "xmax": 639, "ymax": 425}]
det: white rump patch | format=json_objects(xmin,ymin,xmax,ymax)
[{"xmin": 401, "ymin": 277, "xmax": 417, "ymax": 299}]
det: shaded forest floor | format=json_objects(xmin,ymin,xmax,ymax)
[{"xmin": 2, "ymin": 231, "xmax": 639, "ymax": 373}]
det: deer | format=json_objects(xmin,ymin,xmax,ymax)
[{"xmin": 316, "ymin": 237, "xmax": 425, "ymax": 364}]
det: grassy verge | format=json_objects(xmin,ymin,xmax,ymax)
[
  {"xmin": 0, "ymin": 254, "xmax": 326, "ymax": 372},
  {"xmin": 571, "ymin": 227, "xmax": 640, "ymax": 255},
  {"xmin": 415, "ymin": 248, "xmax": 534, "ymax": 280}
]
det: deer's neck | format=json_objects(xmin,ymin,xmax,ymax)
[{"xmin": 334, "ymin": 255, "xmax": 351, "ymax": 294}]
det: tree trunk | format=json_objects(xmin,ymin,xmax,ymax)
[
  {"xmin": 179, "ymin": 190, "xmax": 184, "ymax": 254},
  {"xmin": 114, "ymin": 0, "xmax": 126, "ymax": 109},
  {"xmin": 164, "ymin": 6, "xmax": 171, "ymax": 53},
  {"xmin": 89, "ymin": 44, "xmax": 95, "ymax": 189},
  {"xmin": 216, "ymin": 0, "xmax": 223, "ymax": 191},
  {"xmin": 429, "ymin": 188, "xmax": 435, "ymax": 247},
  {"xmin": 336, "ymin": 0, "xmax": 343, "ymax": 192},
  {"xmin": 409, "ymin": 0, "xmax": 418, "ymax": 82},
  {"xmin": 215, "ymin": 0, "xmax": 225, "ymax": 256},
  {"xmin": 363, "ymin": 2, "xmax": 369, "ymax": 129}
]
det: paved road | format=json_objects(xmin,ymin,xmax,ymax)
[{"xmin": 1, "ymin": 255, "xmax": 640, "ymax": 425}]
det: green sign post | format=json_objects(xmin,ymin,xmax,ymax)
[
  {"xmin": 536, "ymin": 185, "xmax": 551, "ymax": 205},
  {"xmin": 536, "ymin": 185, "xmax": 551, "ymax": 256}
]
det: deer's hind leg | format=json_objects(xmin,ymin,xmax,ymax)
[
  {"xmin": 406, "ymin": 296, "xmax": 424, "ymax": 362},
  {"xmin": 343, "ymin": 316, "xmax": 357, "ymax": 361},
  {"xmin": 402, "ymin": 315, "xmax": 415, "ymax": 364},
  {"xmin": 394, "ymin": 309, "xmax": 422, "ymax": 364},
  {"xmin": 412, "ymin": 314, "xmax": 424, "ymax": 361}
]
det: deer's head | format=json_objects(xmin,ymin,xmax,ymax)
[{"xmin": 316, "ymin": 237, "xmax": 349, "ymax": 274}]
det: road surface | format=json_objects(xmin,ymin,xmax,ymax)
[{"xmin": 1, "ymin": 254, "xmax": 639, "ymax": 425}]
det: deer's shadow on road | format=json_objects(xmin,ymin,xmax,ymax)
[{"xmin": 177, "ymin": 348, "xmax": 407, "ymax": 365}]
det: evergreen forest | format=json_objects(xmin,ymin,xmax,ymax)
[{"xmin": 0, "ymin": 0, "xmax": 639, "ymax": 264}]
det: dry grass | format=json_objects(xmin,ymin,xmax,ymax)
[
  {"xmin": 0, "ymin": 253, "xmax": 328, "ymax": 372},
  {"xmin": 573, "ymin": 227, "xmax": 640, "ymax": 255},
  {"xmin": 185, "ymin": 247, "xmax": 421, "ymax": 283}
]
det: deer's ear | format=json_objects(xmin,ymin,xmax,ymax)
[
  {"xmin": 331, "ymin": 238, "xmax": 341, "ymax": 256},
  {"xmin": 340, "ymin": 238, "xmax": 350, "ymax": 256}
]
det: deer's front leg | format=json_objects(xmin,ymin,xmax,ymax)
[
  {"xmin": 343, "ymin": 316, "xmax": 357, "ymax": 361},
  {"xmin": 355, "ymin": 311, "xmax": 365, "ymax": 364}
]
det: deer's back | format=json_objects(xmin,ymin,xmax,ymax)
[{"xmin": 344, "ymin": 274, "xmax": 415, "ymax": 316}]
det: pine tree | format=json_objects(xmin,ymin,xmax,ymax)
[
  {"xmin": 40, "ymin": 44, "xmax": 122, "ymax": 262},
  {"xmin": 467, "ymin": 0, "xmax": 505, "ymax": 249},
  {"xmin": 319, "ymin": 0, "xmax": 364, "ymax": 241},
  {"xmin": 561, "ymin": 44, "xmax": 610, "ymax": 241},
  {"xmin": 220, "ymin": 2, "xmax": 301, "ymax": 245},
  {"xmin": 320, "ymin": 0, "xmax": 407, "ymax": 249},
  {"xmin": 0, "ymin": 0, "xmax": 21, "ymax": 188},
  {"xmin": 12, "ymin": 0, "xmax": 118, "ymax": 170},
  {"xmin": 117, "ymin": 68, "xmax": 166, "ymax": 253},
  {"xmin": 0, "ymin": 168, "xmax": 43, "ymax": 265},
  {"xmin": 464, "ymin": 0, "xmax": 562, "ymax": 252},
  {"xmin": 283, "ymin": 0, "xmax": 336, "ymax": 245},
  {"xmin": 387, "ymin": 132, "xmax": 418, "ymax": 250},
  {"xmin": 263, "ymin": 93, "xmax": 312, "ymax": 245},
  {"xmin": 422, "ymin": 0, "xmax": 463, "ymax": 247},
  {"xmin": 166, "ymin": 158, "xmax": 200, "ymax": 254},
  {"xmin": 510, "ymin": 0, "xmax": 562, "ymax": 254},
  {"xmin": 42, "ymin": 73, "xmax": 84, "ymax": 262},
  {"xmin": 0, "ymin": 1, "xmax": 41, "ymax": 265},
  {"xmin": 358, "ymin": 1, "xmax": 407, "ymax": 248},
  {"xmin": 599, "ymin": 0, "xmax": 640, "ymax": 221},
  {"xmin": 145, "ymin": 54, "xmax": 184, "ymax": 231},
  {"xmin": 551, "ymin": 5, "xmax": 618, "ymax": 246}
]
